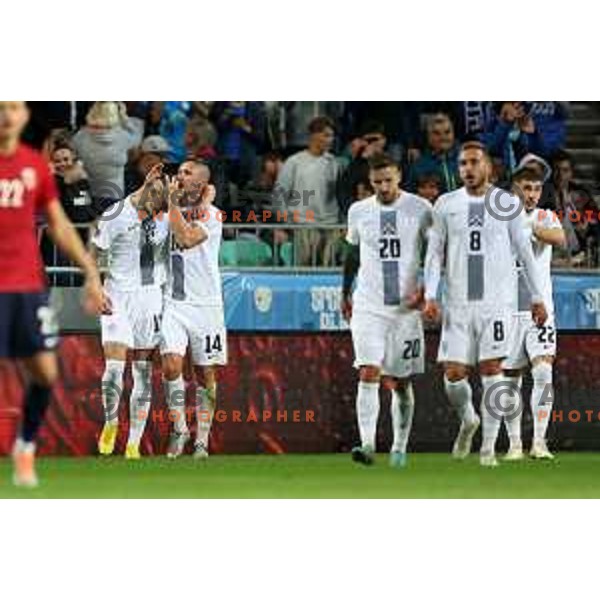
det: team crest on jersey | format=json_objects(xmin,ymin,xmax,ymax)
[
  {"xmin": 21, "ymin": 167, "xmax": 37, "ymax": 191},
  {"xmin": 380, "ymin": 211, "xmax": 398, "ymax": 236},
  {"xmin": 468, "ymin": 202, "xmax": 485, "ymax": 227}
]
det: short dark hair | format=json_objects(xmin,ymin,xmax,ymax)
[
  {"xmin": 51, "ymin": 140, "xmax": 75, "ymax": 155},
  {"xmin": 551, "ymin": 149, "xmax": 572, "ymax": 165},
  {"xmin": 308, "ymin": 116, "xmax": 335, "ymax": 135},
  {"xmin": 416, "ymin": 171, "xmax": 441, "ymax": 187},
  {"xmin": 359, "ymin": 120, "xmax": 385, "ymax": 138},
  {"xmin": 368, "ymin": 153, "xmax": 400, "ymax": 172},
  {"xmin": 512, "ymin": 166, "xmax": 543, "ymax": 184}
]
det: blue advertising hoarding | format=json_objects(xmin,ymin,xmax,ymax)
[{"xmin": 223, "ymin": 272, "xmax": 600, "ymax": 331}]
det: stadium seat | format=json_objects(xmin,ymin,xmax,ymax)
[
  {"xmin": 220, "ymin": 239, "xmax": 274, "ymax": 267},
  {"xmin": 279, "ymin": 242, "xmax": 294, "ymax": 266}
]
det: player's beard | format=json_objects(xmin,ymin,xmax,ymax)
[
  {"xmin": 464, "ymin": 176, "xmax": 488, "ymax": 196},
  {"xmin": 378, "ymin": 191, "xmax": 400, "ymax": 205}
]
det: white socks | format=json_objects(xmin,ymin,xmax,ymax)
[
  {"xmin": 480, "ymin": 374, "xmax": 504, "ymax": 456},
  {"xmin": 391, "ymin": 384, "xmax": 415, "ymax": 453},
  {"xmin": 531, "ymin": 362, "xmax": 554, "ymax": 443},
  {"xmin": 356, "ymin": 381, "xmax": 380, "ymax": 451},
  {"xmin": 102, "ymin": 359, "xmax": 125, "ymax": 425},
  {"xmin": 128, "ymin": 361, "xmax": 152, "ymax": 446},
  {"xmin": 165, "ymin": 376, "xmax": 188, "ymax": 435},
  {"xmin": 444, "ymin": 376, "xmax": 477, "ymax": 424},
  {"xmin": 196, "ymin": 385, "xmax": 216, "ymax": 447},
  {"xmin": 503, "ymin": 375, "xmax": 523, "ymax": 449}
]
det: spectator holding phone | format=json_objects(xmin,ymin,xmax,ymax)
[
  {"xmin": 337, "ymin": 121, "xmax": 386, "ymax": 216},
  {"xmin": 73, "ymin": 102, "xmax": 141, "ymax": 211},
  {"xmin": 481, "ymin": 102, "xmax": 567, "ymax": 173}
]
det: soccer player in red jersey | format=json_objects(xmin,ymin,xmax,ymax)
[{"xmin": 0, "ymin": 101, "xmax": 108, "ymax": 487}]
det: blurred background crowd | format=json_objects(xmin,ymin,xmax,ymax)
[{"xmin": 27, "ymin": 101, "xmax": 600, "ymax": 271}]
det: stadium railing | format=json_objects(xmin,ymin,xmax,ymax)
[{"xmin": 38, "ymin": 223, "xmax": 599, "ymax": 280}]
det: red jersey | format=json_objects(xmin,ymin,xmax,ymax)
[{"xmin": 0, "ymin": 144, "xmax": 58, "ymax": 292}]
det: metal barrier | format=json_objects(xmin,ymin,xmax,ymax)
[
  {"xmin": 39, "ymin": 222, "xmax": 599, "ymax": 283},
  {"xmin": 39, "ymin": 223, "xmax": 348, "ymax": 279}
]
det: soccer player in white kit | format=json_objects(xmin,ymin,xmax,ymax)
[
  {"xmin": 342, "ymin": 154, "xmax": 432, "ymax": 468},
  {"xmin": 161, "ymin": 160, "xmax": 226, "ymax": 459},
  {"xmin": 423, "ymin": 141, "xmax": 548, "ymax": 467},
  {"xmin": 92, "ymin": 165, "xmax": 169, "ymax": 459},
  {"xmin": 502, "ymin": 167, "xmax": 565, "ymax": 461}
]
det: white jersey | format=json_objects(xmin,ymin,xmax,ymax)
[
  {"xmin": 425, "ymin": 186, "xmax": 544, "ymax": 309},
  {"xmin": 92, "ymin": 197, "xmax": 169, "ymax": 293},
  {"xmin": 515, "ymin": 208, "xmax": 562, "ymax": 315},
  {"xmin": 166, "ymin": 204, "xmax": 223, "ymax": 307},
  {"xmin": 346, "ymin": 193, "xmax": 432, "ymax": 317}
]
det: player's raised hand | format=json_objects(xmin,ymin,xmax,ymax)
[
  {"xmin": 531, "ymin": 301, "xmax": 548, "ymax": 327},
  {"xmin": 341, "ymin": 295, "xmax": 353, "ymax": 322},
  {"xmin": 422, "ymin": 299, "xmax": 441, "ymax": 322},
  {"xmin": 167, "ymin": 175, "xmax": 183, "ymax": 206},
  {"xmin": 144, "ymin": 162, "xmax": 164, "ymax": 185}
]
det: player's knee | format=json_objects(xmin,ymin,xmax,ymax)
[
  {"xmin": 131, "ymin": 360, "xmax": 152, "ymax": 387},
  {"xmin": 531, "ymin": 360, "xmax": 553, "ymax": 385},
  {"xmin": 359, "ymin": 365, "xmax": 381, "ymax": 383},
  {"xmin": 479, "ymin": 360, "xmax": 502, "ymax": 377},
  {"xmin": 26, "ymin": 354, "xmax": 59, "ymax": 387},
  {"xmin": 31, "ymin": 365, "xmax": 59, "ymax": 387},
  {"xmin": 162, "ymin": 356, "xmax": 182, "ymax": 381},
  {"xmin": 503, "ymin": 368, "xmax": 522, "ymax": 378},
  {"xmin": 390, "ymin": 377, "xmax": 410, "ymax": 392},
  {"xmin": 444, "ymin": 364, "xmax": 467, "ymax": 382}
]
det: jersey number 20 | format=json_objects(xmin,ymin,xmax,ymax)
[{"xmin": 379, "ymin": 238, "xmax": 401, "ymax": 259}]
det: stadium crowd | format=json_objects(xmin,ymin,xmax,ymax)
[{"xmin": 26, "ymin": 101, "xmax": 600, "ymax": 270}]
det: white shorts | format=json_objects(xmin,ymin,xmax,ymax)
[
  {"xmin": 351, "ymin": 310, "xmax": 424, "ymax": 378},
  {"xmin": 101, "ymin": 286, "xmax": 163, "ymax": 350},
  {"xmin": 437, "ymin": 304, "xmax": 512, "ymax": 366},
  {"xmin": 503, "ymin": 313, "xmax": 557, "ymax": 370},
  {"xmin": 160, "ymin": 302, "xmax": 228, "ymax": 366}
]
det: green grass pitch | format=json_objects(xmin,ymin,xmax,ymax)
[{"xmin": 1, "ymin": 453, "xmax": 600, "ymax": 498}]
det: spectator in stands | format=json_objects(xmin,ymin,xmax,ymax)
[
  {"xmin": 50, "ymin": 141, "xmax": 93, "ymax": 224},
  {"xmin": 278, "ymin": 102, "xmax": 345, "ymax": 155},
  {"xmin": 416, "ymin": 172, "xmax": 441, "ymax": 204},
  {"xmin": 239, "ymin": 153, "xmax": 293, "ymax": 263},
  {"xmin": 337, "ymin": 120, "xmax": 386, "ymax": 215},
  {"xmin": 275, "ymin": 116, "xmax": 342, "ymax": 265},
  {"xmin": 480, "ymin": 102, "xmax": 567, "ymax": 173},
  {"xmin": 410, "ymin": 113, "xmax": 460, "ymax": 193},
  {"xmin": 549, "ymin": 150, "xmax": 600, "ymax": 266},
  {"xmin": 156, "ymin": 101, "xmax": 191, "ymax": 164},
  {"xmin": 337, "ymin": 128, "xmax": 367, "ymax": 172},
  {"xmin": 343, "ymin": 102, "xmax": 426, "ymax": 166},
  {"xmin": 242, "ymin": 152, "xmax": 283, "ymax": 214},
  {"xmin": 73, "ymin": 102, "xmax": 141, "ymax": 211},
  {"xmin": 186, "ymin": 102, "xmax": 217, "ymax": 159},
  {"xmin": 124, "ymin": 135, "xmax": 171, "ymax": 196},
  {"xmin": 212, "ymin": 101, "xmax": 267, "ymax": 188},
  {"xmin": 41, "ymin": 140, "xmax": 93, "ymax": 285}
]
